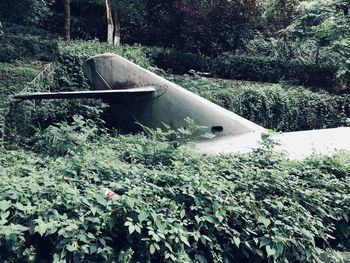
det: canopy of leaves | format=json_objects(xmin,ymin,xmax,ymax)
[{"xmin": 285, "ymin": 0, "xmax": 350, "ymax": 87}]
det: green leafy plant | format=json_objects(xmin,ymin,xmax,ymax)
[
  {"xmin": 173, "ymin": 75, "xmax": 350, "ymax": 132},
  {"xmin": 0, "ymin": 118, "xmax": 349, "ymax": 262}
]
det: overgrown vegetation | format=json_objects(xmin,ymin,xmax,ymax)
[
  {"xmin": 0, "ymin": 23, "xmax": 58, "ymax": 63},
  {"xmin": 1, "ymin": 1, "xmax": 349, "ymax": 262},
  {"xmin": 0, "ymin": 117, "xmax": 349, "ymax": 262},
  {"xmin": 172, "ymin": 75, "xmax": 350, "ymax": 131},
  {"xmin": 2, "ymin": 0, "xmax": 349, "ymax": 89},
  {"xmin": 146, "ymin": 47, "xmax": 339, "ymax": 90},
  {"xmin": 4, "ymin": 40, "xmax": 350, "ymax": 147},
  {"xmin": 54, "ymin": 41, "xmax": 151, "ymax": 91},
  {"xmin": 0, "ymin": 61, "xmax": 46, "ymax": 146},
  {"xmin": 3, "ymin": 41, "xmax": 150, "ymax": 148}
]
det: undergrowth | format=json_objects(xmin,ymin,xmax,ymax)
[{"xmin": 0, "ymin": 116, "xmax": 349, "ymax": 262}]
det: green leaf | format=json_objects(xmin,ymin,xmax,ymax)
[
  {"xmin": 126, "ymin": 198, "xmax": 135, "ymax": 209},
  {"xmin": 149, "ymin": 244, "xmax": 155, "ymax": 255},
  {"xmin": 1, "ymin": 211, "xmax": 10, "ymax": 220},
  {"xmin": 34, "ymin": 221, "xmax": 48, "ymax": 236},
  {"xmin": 66, "ymin": 244, "xmax": 78, "ymax": 252},
  {"xmin": 0, "ymin": 200, "xmax": 11, "ymax": 211},
  {"xmin": 138, "ymin": 210, "xmax": 148, "ymax": 222},
  {"xmin": 258, "ymin": 216, "xmax": 271, "ymax": 227},
  {"xmin": 10, "ymin": 224, "xmax": 29, "ymax": 232},
  {"xmin": 128, "ymin": 224, "xmax": 135, "ymax": 234},
  {"xmin": 259, "ymin": 237, "xmax": 271, "ymax": 248},
  {"xmin": 266, "ymin": 245, "xmax": 276, "ymax": 258},
  {"xmin": 180, "ymin": 209, "xmax": 185, "ymax": 219},
  {"xmin": 233, "ymin": 236, "xmax": 240, "ymax": 247},
  {"xmin": 180, "ymin": 235, "xmax": 190, "ymax": 247},
  {"xmin": 301, "ymin": 228, "xmax": 314, "ymax": 239},
  {"xmin": 135, "ymin": 224, "xmax": 142, "ymax": 234}
]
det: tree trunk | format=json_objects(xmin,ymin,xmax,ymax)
[
  {"xmin": 315, "ymin": 41, "xmax": 320, "ymax": 65},
  {"xmin": 63, "ymin": 0, "xmax": 71, "ymax": 41},
  {"xmin": 105, "ymin": 0, "xmax": 114, "ymax": 44},
  {"xmin": 113, "ymin": 11, "xmax": 121, "ymax": 46}
]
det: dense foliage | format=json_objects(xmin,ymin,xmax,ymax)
[
  {"xmin": 54, "ymin": 41, "xmax": 151, "ymax": 91},
  {"xmin": 145, "ymin": 47, "xmax": 211, "ymax": 75},
  {"xmin": 1, "ymin": 0, "xmax": 349, "ymax": 89},
  {"xmin": 1, "ymin": 3, "xmax": 350, "ymax": 261},
  {"xmin": 145, "ymin": 47, "xmax": 338, "ymax": 90},
  {"xmin": 284, "ymin": 0, "xmax": 350, "ymax": 89},
  {"xmin": 173, "ymin": 75, "xmax": 350, "ymax": 131},
  {"xmin": 213, "ymin": 53, "xmax": 337, "ymax": 89},
  {"xmin": 0, "ymin": 61, "xmax": 45, "ymax": 146},
  {"xmin": 5, "ymin": 40, "xmax": 349, "ymax": 146},
  {"xmin": 0, "ymin": 117, "xmax": 349, "ymax": 262},
  {"xmin": 0, "ymin": 23, "xmax": 58, "ymax": 63},
  {"xmin": 3, "ymin": 41, "xmax": 150, "ymax": 147}
]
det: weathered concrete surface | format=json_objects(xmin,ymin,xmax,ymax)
[
  {"xmin": 195, "ymin": 127, "xmax": 350, "ymax": 159},
  {"xmin": 83, "ymin": 53, "xmax": 265, "ymax": 136}
]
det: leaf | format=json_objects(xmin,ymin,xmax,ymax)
[
  {"xmin": 205, "ymin": 215, "xmax": 216, "ymax": 224},
  {"xmin": 34, "ymin": 220, "xmax": 48, "ymax": 236},
  {"xmin": 180, "ymin": 209, "xmax": 185, "ymax": 219},
  {"xmin": 233, "ymin": 236, "xmax": 240, "ymax": 247},
  {"xmin": 1, "ymin": 211, "xmax": 10, "ymax": 220},
  {"xmin": 0, "ymin": 200, "xmax": 11, "ymax": 211},
  {"xmin": 180, "ymin": 235, "xmax": 190, "ymax": 247},
  {"xmin": 89, "ymin": 245, "xmax": 97, "ymax": 254},
  {"xmin": 149, "ymin": 244, "xmax": 155, "ymax": 255},
  {"xmin": 275, "ymin": 243, "xmax": 284, "ymax": 257},
  {"xmin": 66, "ymin": 244, "xmax": 78, "ymax": 252},
  {"xmin": 138, "ymin": 210, "xmax": 148, "ymax": 222},
  {"xmin": 258, "ymin": 216, "xmax": 271, "ymax": 227},
  {"xmin": 266, "ymin": 245, "xmax": 276, "ymax": 258},
  {"xmin": 259, "ymin": 237, "xmax": 271, "ymax": 248},
  {"xmin": 301, "ymin": 228, "xmax": 314, "ymax": 239},
  {"xmin": 338, "ymin": 223, "xmax": 350, "ymax": 238},
  {"xmin": 10, "ymin": 224, "xmax": 29, "ymax": 232},
  {"xmin": 128, "ymin": 224, "xmax": 135, "ymax": 234},
  {"xmin": 125, "ymin": 198, "xmax": 135, "ymax": 209}
]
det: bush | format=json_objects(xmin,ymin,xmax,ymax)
[
  {"xmin": 173, "ymin": 75, "xmax": 349, "ymax": 131},
  {"xmin": 212, "ymin": 53, "xmax": 338, "ymax": 90},
  {"xmin": 0, "ymin": 23, "xmax": 59, "ymax": 63},
  {"xmin": 0, "ymin": 61, "xmax": 45, "ymax": 145},
  {"xmin": 54, "ymin": 40, "xmax": 152, "ymax": 91},
  {"xmin": 0, "ymin": 62, "xmax": 43, "ymax": 96},
  {"xmin": 3, "ymin": 41, "xmax": 152, "ymax": 148},
  {"xmin": 0, "ymin": 119, "xmax": 348, "ymax": 262},
  {"xmin": 144, "ymin": 47, "xmax": 338, "ymax": 91},
  {"xmin": 145, "ymin": 47, "xmax": 210, "ymax": 74}
]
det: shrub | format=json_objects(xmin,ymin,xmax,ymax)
[
  {"xmin": 212, "ymin": 53, "xmax": 338, "ymax": 90},
  {"xmin": 143, "ymin": 47, "xmax": 338, "ymax": 91},
  {"xmin": 145, "ymin": 47, "xmax": 210, "ymax": 74},
  {"xmin": 54, "ymin": 40, "xmax": 152, "ymax": 91},
  {"xmin": 0, "ymin": 61, "xmax": 45, "ymax": 146},
  {"xmin": 0, "ymin": 23, "xmax": 58, "ymax": 63},
  {"xmin": 0, "ymin": 62, "xmax": 43, "ymax": 96},
  {"xmin": 3, "ymin": 41, "xmax": 152, "ymax": 148},
  {"xmin": 0, "ymin": 119, "xmax": 348, "ymax": 262},
  {"xmin": 173, "ymin": 75, "xmax": 349, "ymax": 131}
]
